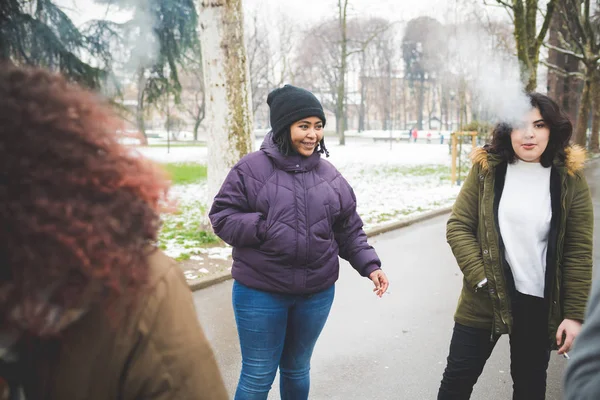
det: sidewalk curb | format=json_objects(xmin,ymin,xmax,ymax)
[
  {"xmin": 364, "ymin": 206, "xmax": 453, "ymax": 238},
  {"xmin": 187, "ymin": 205, "xmax": 453, "ymax": 291}
]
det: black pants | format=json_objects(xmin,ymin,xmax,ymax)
[{"xmin": 438, "ymin": 292, "xmax": 551, "ymax": 400}]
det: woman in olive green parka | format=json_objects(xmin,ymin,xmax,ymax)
[{"xmin": 438, "ymin": 93, "xmax": 593, "ymax": 400}]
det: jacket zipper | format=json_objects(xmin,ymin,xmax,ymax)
[
  {"xmin": 294, "ymin": 171, "xmax": 300, "ymax": 267},
  {"xmin": 303, "ymin": 172, "xmax": 309, "ymax": 266},
  {"xmin": 481, "ymin": 175, "xmax": 496, "ymax": 341},
  {"xmin": 483, "ymin": 172, "xmax": 509, "ymax": 340}
]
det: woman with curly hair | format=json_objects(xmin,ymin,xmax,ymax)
[
  {"xmin": 437, "ymin": 92, "xmax": 594, "ymax": 399},
  {"xmin": 0, "ymin": 65, "xmax": 228, "ymax": 399}
]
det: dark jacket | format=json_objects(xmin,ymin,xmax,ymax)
[
  {"xmin": 564, "ymin": 270, "xmax": 600, "ymax": 399},
  {"xmin": 447, "ymin": 145, "xmax": 593, "ymax": 348},
  {"xmin": 209, "ymin": 133, "xmax": 381, "ymax": 294},
  {"xmin": 22, "ymin": 250, "xmax": 229, "ymax": 400}
]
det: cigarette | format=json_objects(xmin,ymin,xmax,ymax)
[{"xmin": 563, "ymin": 352, "xmax": 570, "ymax": 360}]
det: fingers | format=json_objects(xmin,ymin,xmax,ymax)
[
  {"xmin": 556, "ymin": 325, "xmax": 565, "ymax": 347},
  {"xmin": 371, "ymin": 272, "xmax": 389, "ymax": 297},
  {"xmin": 559, "ymin": 332, "xmax": 575, "ymax": 355},
  {"xmin": 371, "ymin": 275, "xmax": 381, "ymax": 290},
  {"xmin": 379, "ymin": 274, "xmax": 389, "ymax": 295}
]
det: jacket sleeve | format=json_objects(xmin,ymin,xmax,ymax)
[
  {"xmin": 122, "ymin": 264, "xmax": 229, "ymax": 400},
  {"xmin": 209, "ymin": 166, "xmax": 266, "ymax": 247},
  {"xmin": 446, "ymin": 164, "xmax": 486, "ymax": 288},
  {"xmin": 562, "ymin": 173, "xmax": 593, "ymax": 321},
  {"xmin": 564, "ymin": 274, "xmax": 600, "ymax": 400},
  {"xmin": 333, "ymin": 175, "xmax": 381, "ymax": 277}
]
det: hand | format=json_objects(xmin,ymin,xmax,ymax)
[
  {"xmin": 369, "ymin": 269, "xmax": 389, "ymax": 298},
  {"xmin": 556, "ymin": 318, "xmax": 582, "ymax": 355}
]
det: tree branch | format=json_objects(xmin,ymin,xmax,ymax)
[
  {"xmin": 490, "ymin": 0, "xmax": 514, "ymax": 9},
  {"xmin": 541, "ymin": 60, "xmax": 585, "ymax": 78},
  {"xmin": 535, "ymin": 0, "xmax": 557, "ymax": 51},
  {"xmin": 565, "ymin": 0, "xmax": 588, "ymax": 45},
  {"xmin": 556, "ymin": 2, "xmax": 587, "ymax": 56},
  {"xmin": 543, "ymin": 42, "xmax": 585, "ymax": 60}
]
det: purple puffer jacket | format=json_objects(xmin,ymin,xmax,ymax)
[{"xmin": 209, "ymin": 133, "xmax": 381, "ymax": 294}]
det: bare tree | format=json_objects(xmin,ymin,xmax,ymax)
[
  {"xmin": 487, "ymin": 0, "xmax": 557, "ymax": 92},
  {"xmin": 295, "ymin": 16, "xmax": 391, "ymax": 137},
  {"xmin": 336, "ymin": 0, "xmax": 350, "ymax": 145},
  {"xmin": 547, "ymin": 0, "xmax": 599, "ymax": 149},
  {"xmin": 246, "ymin": 12, "xmax": 296, "ymax": 128},
  {"xmin": 246, "ymin": 13, "xmax": 271, "ymax": 115},
  {"xmin": 546, "ymin": 11, "xmax": 582, "ymax": 123},
  {"xmin": 353, "ymin": 18, "xmax": 396, "ymax": 131},
  {"xmin": 174, "ymin": 46, "xmax": 207, "ymax": 142},
  {"xmin": 402, "ymin": 16, "xmax": 445, "ymax": 130},
  {"xmin": 294, "ymin": 20, "xmax": 340, "ymax": 117}
]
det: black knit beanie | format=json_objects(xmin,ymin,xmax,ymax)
[{"xmin": 267, "ymin": 85, "xmax": 326, "ymax": 138}]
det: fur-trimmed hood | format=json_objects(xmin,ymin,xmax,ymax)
[{"xmin": 470, "ymin": 145, "xmax": 587, "ymax": 176}]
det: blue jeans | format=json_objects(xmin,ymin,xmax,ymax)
[{"xmin": 232, "ymin": 281, "xmax": 335, "ymax": 400}]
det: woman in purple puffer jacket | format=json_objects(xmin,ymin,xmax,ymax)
[{"xmin": 209, "ymin": 85, "xmax": 389, "ymax": 400}]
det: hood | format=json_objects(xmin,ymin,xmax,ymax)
[{"xmin": 470, "ymin": 145, "xmax": 587, "ymax": 176}]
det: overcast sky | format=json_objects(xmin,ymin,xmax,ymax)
[
  {"xmin": 243, "ymin": 0, "xmax": 457, "ymax": 23},
  {"xmin": 56, "ymin": 0, "xmax": 506, "ymax": 27}
]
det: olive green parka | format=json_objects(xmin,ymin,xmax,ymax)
[{"xmin": 447, "ymin": 145, "xmax": 593, "ymax": 348}]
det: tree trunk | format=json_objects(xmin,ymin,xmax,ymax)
[
  {"xmin": 200, "ymin": 0, "xmax": 254, "ymax": 203},
  {"xmin": 136, "ymin": 67, "xmax": 148, "ymax": 144},
  {"xmin": 547, "ymin": 12, "xmax": 582, "ymax": 122},
  {"xmin": 574, "ymin": 71, "xmax": 593, "ymax": 147},
  {"xmin": 417, "ymin": 74, "xmax": 425, "ymax": 130},
  {"xmin": 508, "ymin": 0, "xmax": 556, "ymax": 93},
  {"xmin": 193, "ymin": 115, "xmax": 201, "ymax": 141},
  {"xmin": 336, "ymin": 0, "xmax": 348, "ymax": 145},
  {"xmin": 358, "ymin": 52, "xmax": 366, "ymax": 132},
  {"xmin": 383, "ymin": 60, "xmax": 392, "ymax": 131},
  {"xmin": 590, "ymin": 69, "xmax": 600, "ymax": 153},
  {"xmin": 524, "ymin": 62, "xmax": 538, "ymax": 93}
]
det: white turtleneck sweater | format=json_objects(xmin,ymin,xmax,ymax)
[{"xmin": 498, "ymin": 160, "xmax": 552, "ymax": 298}]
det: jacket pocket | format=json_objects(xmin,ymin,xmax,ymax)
[
  {"xmin": 325, "ymin": 205, "xmax": 334, "ymax": 237},
  {"xmin": 461, "ymin": 283, "xmax": 494, "ymax": 323}
]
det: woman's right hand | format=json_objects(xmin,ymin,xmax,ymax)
[{"xmin": 369, "ymin": 269, "xmax": 389, "ymax": 297}]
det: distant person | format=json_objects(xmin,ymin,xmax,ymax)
[
  {"xmin": 564, "ymin": 272, "xmax": 600, "ymax": 399},
  {"xmin": 210, "ymin": 84, "xmax": 389, "ymax": 400},
  {"xmin": 427, "ymin": 131, "xmax": 432, "ymax": 144},
  {"xmin": 441, "ymin": 133, "xmax": 445, "ymax": 144},
  {"xmin": 0, "ymin": 65, "xmax": 228, "ymax": 400},
  {"xmin": 412, "ymin": 128, "xmax": 418, "ymax": 143},
  {"xmin": 437, "ymin": 92, "xmax": 593, "ymax": 399}
]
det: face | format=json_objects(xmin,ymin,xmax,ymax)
[
  {"xmin": 510, "ymin": 107, "xmax": 550, "ymax": 163},
  {"xmin": 290, "ymin": 116, "xmax": 324, "ymax": 157}
]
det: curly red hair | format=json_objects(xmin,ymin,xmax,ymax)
[{"xmin": 0, "ymin": 65, "xmax": 170, "ymax": 335}]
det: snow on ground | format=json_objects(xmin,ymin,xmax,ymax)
[
  {"xmin": 142, "ymin": 137, "xmax": 474, "ymax": 258},
  {"xmin": 324, "ymin": 140, "xmax": 466, "ymax": 228}
]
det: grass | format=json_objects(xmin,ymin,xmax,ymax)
[
  {"xmin": 162, "ymin": 163, "xmax": 207, "ymax": 185},
  {"xmin": 175, "ymin": 253, "xmax": 192, "ymax": 262},
  {"xmin": 161, "ymin": 219, "xmax": 219, "ymax": 246},
  {"xmin": 368, "ymin": 200, "xmax": 448, "ymax": 225},
  {"xmin": 160, "ymin": 202, "xmax": 220, "ymax": 247}
]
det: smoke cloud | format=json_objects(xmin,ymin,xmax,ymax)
[{"xmin": 447, "ymin": 24, "xmax": 532, "ymax": 125}]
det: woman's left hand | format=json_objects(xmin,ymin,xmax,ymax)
[
  {"xmin": 369, "ymin": 269, "xmax": 389, "ymax": 298},
  {"xmin": 557, "ymin": 318, "xmax": 583, "ymax": 355}
]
